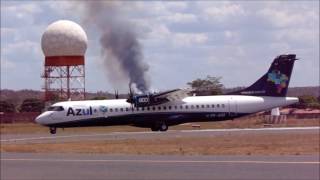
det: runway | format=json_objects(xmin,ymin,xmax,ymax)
[
  {"xmin": 1, "ymin": 126, "xmax": 319, "ymax": 144},
  {"xmin": 1, "ymin": 127, "xmax": 319, "ymax": 179},
  {"xmin": 1, "ymin": 152, "xmax": 319, "ymax": 180}
]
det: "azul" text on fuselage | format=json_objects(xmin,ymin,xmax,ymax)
[{"xmin": 66, "ymin": 107, "xmax": 93, "ymax": 116}]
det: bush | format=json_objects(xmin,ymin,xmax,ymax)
[
  {"xmin": 187, "ymin": 75, "xmax": 224, "ymax": 96},
  {"xmin": 296, "ymin": 95, "xmax": 320, "ymax": 109},
  {"xmin": 19, "ymin": 98, "xmax": 45, "ymax": 112},
  {"xmin": 0, "ymin": 101, "xmax": 15, "ymax": 113}
]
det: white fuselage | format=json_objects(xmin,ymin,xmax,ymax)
[{"xmin": 35, "ymin": 95, "xmax": 298, "ymax": 127}]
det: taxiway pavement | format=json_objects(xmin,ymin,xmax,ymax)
[{"xmin": 1, "ymin": 152, "xmax": 319, "ymax": 180}]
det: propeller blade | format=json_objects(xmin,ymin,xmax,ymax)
[{"xmin": 114, "ymin": 90, "xmax": 119, "ymax": 99}]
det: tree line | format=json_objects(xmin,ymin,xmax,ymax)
[{"xmin": 0, "ymin": 99, "xmax": 45, "ymax": 113}]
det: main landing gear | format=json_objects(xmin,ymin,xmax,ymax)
[
  {"xmin": 49, "ymin": 127, "xmax": 57, "ymax": 134},
  {"xmin": 151, "ymin": 122, "xmax": 168, "ymax": 132}
]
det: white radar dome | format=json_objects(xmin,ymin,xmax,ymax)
[{"xmin": 41, "ymin": 20, "xmax": 88, "ymax": 57}]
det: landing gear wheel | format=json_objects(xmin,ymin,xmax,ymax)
[
  {"xmin": 159, "ymin": 122, "xmax": 168, "ymax": 132},
  {"xmin": 151, "ymin": 126, "xmax": 158, "ymax": 131},
  {"xmin": 49, "ymin": 127, "xmax": 56, "ymax": 134}
]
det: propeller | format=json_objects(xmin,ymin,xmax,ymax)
[
  {"xmin": 127, "ymin": 84, "xmax": 135, "ymax": 111},
  {"xmin": 114, "ymin": 90, "xmax": 119, "ymax": 99}
]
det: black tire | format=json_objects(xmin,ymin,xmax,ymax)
[
  {"xmin": 151, "ymin": 126, "xmax": 158, "ymax": 131},
  {"xmin": 151, "ymin": 124, "xmax": 159, "ymax": 131},
  {"xmin": 50, "ymin": 127, "xmax": 56, "ymax": 134},
  {"xmin": 159, "ymin": 122, "xmax": 168, "ymax": 132}
]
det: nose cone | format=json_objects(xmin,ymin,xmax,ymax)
[
  {"xmin": 35, "ymin": 114, "xmax": 44, "ymax": 125},
  {"xmin": 35, "ymin": 112, "xmax": 51, "ymax": 125}
]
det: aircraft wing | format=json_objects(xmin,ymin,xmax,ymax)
[
  {"xmin": 128, "ymin": 89, "xmax": 189, "ymax": 107},
  {"xmin": 153, "ymin": 89, "xmax": 189, "ymax": 102}
]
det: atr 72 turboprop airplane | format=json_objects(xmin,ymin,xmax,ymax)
[{"xmin": 36, "ymin": 54, "xmax": 299, "ymax": 134}]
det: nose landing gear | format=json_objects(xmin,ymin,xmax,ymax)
[{"xmin": 49, "ymin": 127, "xmax": 57, "ymax": 134}]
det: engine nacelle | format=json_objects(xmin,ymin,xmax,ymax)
[
  {"xmin": 133, "ymin": 95, "xmax": 150, "ymax": 107},
  {"xmin": 128, "ymin": 94, "xmax": 169, "ymax": 107}
]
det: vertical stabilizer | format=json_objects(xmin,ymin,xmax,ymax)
[{"xmin": 228, "ymin": 54, "xmax": 297, "ymax": 97}]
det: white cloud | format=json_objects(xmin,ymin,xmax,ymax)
[
  {"xmin": 268, "ymin": 43, "xmax": 290, "ymax": 52},
  {"xmin": 134, "ymin": 2, "xmax": 171, "ymax": 17},
  {"xmin": 257, "ymin": 8, "xmax": 316, "ymax": 28},
  {"xmin": 162, "ymin": 2, "xmax": 188, "ymax": 11},
  {"xmin": 203, "ymin": 3, "xmax": 246, "ymax": 22},
  {"xmin": 45, "ymin": 1, "xmax": 77, "ymax": 16},
  {"xmin": 172, "ymin": 33, "xmax": 208, "ymax": 47},
  {"xmin": 149, "ymin": 23, "xmax": 171, "ymax": 39},
  {"xmin": 223, "ymin": 30, "xmax": 240, "ymax": 42},
  {"xmin": 158, "ymin": 13, "xmax": 198, "ymax": 24},
  {"xmin": 1, "ymin": 2, "xmax": 43, "ymax": 27},
  {"xmin": 1, "ymin": 57, "xmax": 15, "ymax": 69},
  {"xmin": 142, "ymin": 21, "xmax": 208, "ymax": 48},
  {"xmin": 2, "ymin": 3, "xmax": 42, "ymax": 14},
  {"xmin": 3, "ymin": 40, "xmax": 41, "ymax": 58},
  {"xmin": 275, "ymin": 28, "xmax": 315, "ymax": 45},
  {"xmin": 0, "ymin": 27, "xmax": 17, "ymax": 40}
]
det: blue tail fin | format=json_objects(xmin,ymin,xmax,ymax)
[{"xmin": 228, "ymin": 54, "xmax": 297, "ymax": 97}]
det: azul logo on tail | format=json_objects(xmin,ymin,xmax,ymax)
[
  {"xmin": 67, "ymin": 107, "xmax": 93, "ymax": 116},
  {"xmin": 267, "ymin": 70, "xmax": 289, "ymax": 93}
]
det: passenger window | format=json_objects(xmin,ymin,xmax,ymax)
[
  {"xmin": 142, "ymin": 107, "xmax": 145, "ymax": 111},
  {"xmin": 180, "ymin": 105, "xmax": 183, "ymax": 109},
  {"xmin": 191, "ymin": 105, "xmax": 194, "ymax": 109},
  {"xmin": 185, "ymin": 105, "xmax": 189, "ymax": 109},
  {"xmin": 206, "ymin": 105, "xmax": 210, "ymax": 108},
  {"xmin": 201, "ymin": 105, "xmax": 205, "ymax": 108},
  {"xmin": 110, "ymin": 108, "xmax": 113, "ymax": 112},
  {"xmin": 217, "ymin": 104, "xmax": 220, "ymax": 108},
  {"xmin": 120, "ymin": 108, "xmax": 123, "ymax": 112},
  {"xmin": 168, "ymin": 106, "xmax": 172, "ymax": 110},
  {"xmin": 125, "ymin": 108, "xmax": 129, "ymax": 111},
  {"xmin": 174, "ymin": 106, "xmax": 178, "ymax": 109},
  {"xmin": 211, "ymin": 105, "xmax": 214, "ymax": 108},
  {"xmin": 163, "ymin": 106, "xmax": 167, "ymax": 110},
  {"xmin": 158, "ymin": 106, "xmax": 161, "ymax": 110},
  {"xmin": 115, "ymin": 108, "xmax": 118, "ymax": 112},
  {"xmin": 196, "ymin": 105, "xmax": 199, "ymax": 108},
  {"xmin": 152, "ymin": 107, "xmax": 156, "ymax": 110},
  {"xmin": 147, "ymin": 107, "xmax": 150, "ymax": 111}
]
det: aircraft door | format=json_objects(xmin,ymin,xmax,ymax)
[{"xmin": 228, "ymin": 97, "xmax": 238, "ymax": 117}]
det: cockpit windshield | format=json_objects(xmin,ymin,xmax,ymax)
[{"xmin": 47, "ymin": 106, "xmax": 64, "ymax": 111}]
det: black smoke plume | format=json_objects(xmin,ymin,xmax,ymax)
[{"xmin": 81, "ymin": 2, "xmax": 150, "ymax": 93}]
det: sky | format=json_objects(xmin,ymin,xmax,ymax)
[{"xmin": 1, "ymin": 1, "xmax": 319, "ymax": 93}]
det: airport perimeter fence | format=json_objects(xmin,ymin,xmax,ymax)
[
  {"xmin": 0, "ymin": 112, "xmax": 40, "ymax": 123},
  {"xmin": 264, "ymin": 115, "xmax": 287, "ymax": 124}
]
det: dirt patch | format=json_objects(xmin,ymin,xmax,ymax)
[
  {"xmin": 2, "ymin": 131, "xmax": 319, "ymax": 155},
  {"xmin": 1, "ymin": 117, "xmax": 319, "ymax": 135}
]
